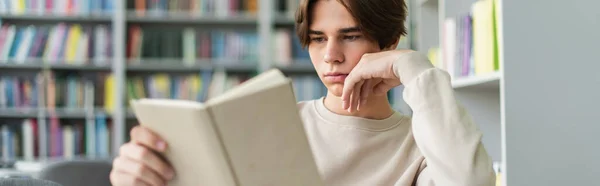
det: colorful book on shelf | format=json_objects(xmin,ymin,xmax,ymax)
[
  {"xmin": 130, "ymin": 69, "xmax": 323, "ymax": 186},
  {"xmin": 0, "ymin": 0, "xmax": 112, "ymax": 14},
  {"xmin": 472, "ymin": 0, "xmax": 499, "ymax": 74},
  {"xmin": 127, "ymin": 26, "xmax": 259, "ymax": 65},
  {"xmin": 0, "ymin": 23, "xmax": 112, "ymax": 65}
]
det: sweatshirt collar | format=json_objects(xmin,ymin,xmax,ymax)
[{"xmin": 313, "ymin": 97, "xmax": 405, "ymax": 132}]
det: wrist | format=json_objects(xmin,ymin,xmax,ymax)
[{"xmin": 391, "ymin": 50, "xmax": 435, "ymax": 84}]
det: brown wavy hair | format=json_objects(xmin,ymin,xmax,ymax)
[{"xmin": 295, "ymin": 0, "xmax": 408, "ymax": 50}]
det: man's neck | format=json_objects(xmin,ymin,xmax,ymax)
[{"xmin": 323, "ymin": 91, "xmax": 395, "ymax": 120}]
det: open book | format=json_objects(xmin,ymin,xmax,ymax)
[{"xmin": 130, "ymin": 69, "xmax": 323, "ymax": 186}]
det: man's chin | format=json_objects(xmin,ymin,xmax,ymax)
[{"xmin": 325, "ymin": 84, "xmax": 344, "ymax": 97}]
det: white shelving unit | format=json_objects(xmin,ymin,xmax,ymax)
[
  {"xmin": 416, "ymin": 0, "xmax": 600, "ymax": 185},
  {"xmin": 452, "ymin": 71, "xmax": 501, "ymax": 89},
  {"xmin": 414, "ymin": 0, "xmax": 503, "ymax": 165}
]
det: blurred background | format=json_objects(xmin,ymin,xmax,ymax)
[{"xmin": 0, "ymin": 0, "xmax": 598, "ymax": 186}]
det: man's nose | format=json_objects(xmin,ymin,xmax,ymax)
[{"xmin": 323, "ymin": 40, "xmax": 344, "ymax": 63}]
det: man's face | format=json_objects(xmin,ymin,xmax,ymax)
[{"xmin": 308, "ymin": 0, "xmax": 382, "ymax": 97}]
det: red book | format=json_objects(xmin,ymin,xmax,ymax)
[
  {"xmin": 31, "ymin": 119, "xmax": 39, "ymax": 157},
  {"xmin": 49, "ymin": 115, "xmax": 61, "ymax": 157}
]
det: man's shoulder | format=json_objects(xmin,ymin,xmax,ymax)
[{"xmin": 296, "ymin": 99, "xmax": 319, "ymax": 110}]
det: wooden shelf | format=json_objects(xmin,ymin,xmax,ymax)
[{"xmin": 451, "ymin": 71, "xmax": 501, "ymax": 90}]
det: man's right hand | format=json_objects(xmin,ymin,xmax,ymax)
[{"xmin": 110, "ymin": 125, "xmax": 175, "ymax": 186}]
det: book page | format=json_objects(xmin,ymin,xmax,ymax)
[
  {"xmin": 131, "ymin": 99, "xmax": 236, "ymax": 186},
  {"xmin": 207, "ymin": 69, "xmax": 288, "ymax": 106},
  {"xmin": 207, "ymin": 81, "xmax": 323, "ymax": 186}
]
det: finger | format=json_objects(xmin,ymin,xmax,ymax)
[
  {"xmin": 360, "ymin": 79, "xmax": 372, "ymax": 106},
  {"xmin": 112, "ymin": 157, "xmax": 162, "ymax": 186},
  {"xmin": 342, "ymin": 72, "xmax": 363, "ymax": 110},
  {"xmin": 120, "ymin": 143, "xmax": 175, "ymax": 181},
  {"xmin": 351, "ymin": 80, "xmax": 363, "ymax": 112},
  {"xmin": 130, "ymin": 126, "xmax": 168, "ymax": 152}
]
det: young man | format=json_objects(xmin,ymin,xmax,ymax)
[{"xmin": 110, "ymin": 0, "xmax": 496, "ymax": 185}]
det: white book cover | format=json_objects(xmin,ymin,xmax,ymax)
[
  {"xmin": 63, "ymin": 126, "xmax": 74, "ymax": 158},
  {"xmin": 74, "ymin": 32, "xmax": 89, "ymax": 64},
  {"xmin": 183, "ymin": 28, "xmax": 196, "ymax": 65},
  {"xmin": 444, "ymin": 18, "xmax": 456, "ymax": 79},
  {"xmin": 37, "ymin": 0, "xmax": 46, "ymax": 15},
  {"xmin": 215, "ymin": 0, "xmax": 228, "ymax": 17},
  {"xmin": 94, "ymin": 25, "xmax": 107, "ymax": 65},
  {"xmin": 206, "ymin": 70, "xmax": 227, "ymax": 99},
  {"xmin": 21, "ymin": 119, "xmax": 34, "ymax": 160},
  {"xmin": 54, "ymin": 0, "xmax": 66, "ymax": 15},
  {"xmin": 1, "ymin": 125, "xmax": 9, "ymax": 161},
  {"xmin": 84, "ymin": 79, "xmax": 96, "ymax": 156},
  {"xmin": 0, "ymin": 0, "xmax": 6, "ymax": 13},
  {"xmin": 274, "ymin": 29, "xmax": 292, "ymax": 65}
]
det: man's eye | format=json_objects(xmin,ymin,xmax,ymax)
[
  {"xmin": 311, "ymin": 37, "xmax": 325, "ymax": 43},
  {"xmin": 344, "ymin": 35, "xmax": 361, "ymax": 41}
]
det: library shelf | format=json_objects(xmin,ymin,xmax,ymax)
[
  {"xmin": 126, "ymin": 59, "xmax": 259, "ymax": 73},
  {"xmin": 0, "ymin": 108, "xmax": 39, "ymax": 118},
  {"xmin": 0, "ymin": 108, "xmax": 110, "ymax": 119},
  {"xmin": 126, "ymin": 11, "xmax": 258, "ymax": 25},
  {"xmin": 451, "ymin": 71, "xmax": 501, "ymax": 89},
  {"xmin": 0, "ymin": 13, "xmax": 112, "ymax": 23},
  {"xmin": 0, "ymin": 62, "xmax": 112, "ymax": 71}
]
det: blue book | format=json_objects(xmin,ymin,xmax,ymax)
[
  {"xmin": 96, "ymin": 113, "xmax": 108, "ymax": 157},
  {"xmin": 30, "ymin": 78, "xmax": 38, "ymax": 107},
  {"xmin": 102, "ymin": 0, "xmax": 113, "ymax": 13},
  {"xmin": 66, "ymin": 76, "xmax": 76, "ymax": 108},
  {"xmin": 211, "ymin": 31, "xmax": 225, "ymax": 60},
  {"xmin": 2, "ymin": 125, "xmax": 12, "ymax": 160},
  {"xmin": 171, "ymin": 76, "xmax": 179, "ymax": 99},
  {"xmin": 198, "ymin": 70, "xmax": 212, "ymax": 102},
  {"xmin": 5, "ymin": 78, "xmax": 14, "ymax": 107},
  {"xmin": 8, "ymin": 28, "xmax": 23, "ymax": 59}
]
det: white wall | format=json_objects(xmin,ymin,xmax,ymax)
[{"xmin": 502, "ymin": 0, "xmax": 600, "ymax": 185}]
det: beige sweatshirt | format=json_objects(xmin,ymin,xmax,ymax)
[{"xmin": 297, "ymin": 51, "xmax": 496, "ymax": 186}]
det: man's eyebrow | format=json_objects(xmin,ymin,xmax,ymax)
[
  {"xmin": 309, "ymin": 30, "xmax": 324, "ymax": 35},
  {"xmin": 309, "ymin": 27, "xmax": 361, "ymax": 35},
  {"xmin": 339, "ymin": 27, "xmax": 361, "ymax": 34}
]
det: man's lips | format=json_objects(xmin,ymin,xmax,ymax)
[{"xmin": 323, "ymin": 72, "xmax": 349, "ymax": 83}]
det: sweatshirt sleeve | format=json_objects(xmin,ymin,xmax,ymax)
[{"xmin": 392, "ymin": 51, "xmax": 496, "ymax": 186}]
